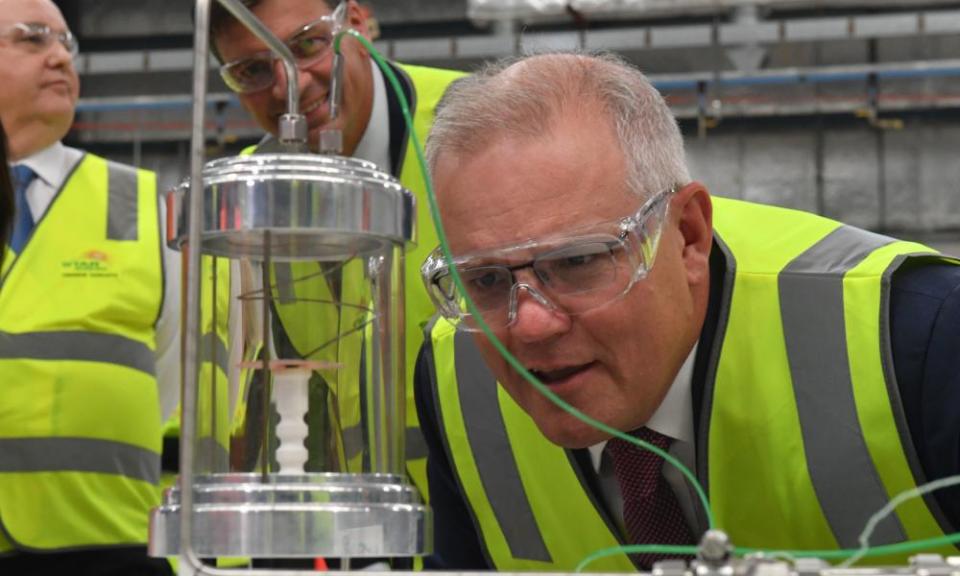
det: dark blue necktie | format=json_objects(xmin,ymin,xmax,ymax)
[{"xmin": 10, "ymin": 165, "xmax": 37, "ymax": 254}]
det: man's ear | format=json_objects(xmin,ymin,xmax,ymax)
[
  {"xmin": 344, "ymin": 0, "xmax": 371, "ymax": 40},
  {"xmin": 674, "ymin": 181, "xmax": 713, "ymax": 286}
]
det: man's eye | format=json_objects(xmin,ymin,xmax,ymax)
[
  {"xmin": 16, "ymin": 30, "xmax": 48, "ymax": 46},
  {"xmin": 471, "ymin": 273, "xmax": 499, "ymax": 290},
  {"xmin": 561, "ymin": 253, "xmax": 597, "ymax": 268},
  {"xmin": 290, "ymin": 34, "xmax": 331, "ymax": 59},
  {"xmin": 234, "ymin": 58, "xmax": 272, "ymax": 80},
  {"xmin": 464, "ymin": 269, "xmax": 506, "ymax": 293},
  {"xmin": 552, "ymin": 248, "xmax": 608, "ymax": 271},
  {"xmin": 540, "ymin": 241, "xmax": 615, "ymax": 279}
]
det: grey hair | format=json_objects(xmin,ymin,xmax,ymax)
[{"xmin": 426, "ymin": 51, "xmax": 690, "ymax": 199}]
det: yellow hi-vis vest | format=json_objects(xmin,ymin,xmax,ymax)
[
  {"xmin": 161, "ymin": 254, "xmax": 232, "ymax": 481},
  {"xmin": 267, "ymin": 63, "xmax": 466, "ymax": 494},
  {"xmin": 0, "ymin": 153, "xmax": 163, "ymax": 552},
  {"xmin": 196, "ymin": 256, "xmax": 233, "ymax": 471},
  {"xmin": 426, "ymin": 197, "xmax": 960, "ymax": 571}
]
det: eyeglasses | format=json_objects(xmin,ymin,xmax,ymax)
[
  {"xmin": 220, "ymin": 11, "xmax": 343, "ymax": 94},
  {"xmin": 0, "ymin": 22, "xmax": 78, "ymax": 57},
  {"xmin": 422, "ymin": 187, "xmax": 676, "ymax": 332}
]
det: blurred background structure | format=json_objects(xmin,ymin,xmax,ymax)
[{"xmin": 56, "ymin": 0, "xmax": 960, "ymax": 252}]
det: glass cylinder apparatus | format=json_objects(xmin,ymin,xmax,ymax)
[{"xmin": 149, "ymin": 153, "xmax": 429, "ymax": 559}]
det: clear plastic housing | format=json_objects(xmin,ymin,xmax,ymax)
[{"xmin": 149, "ymin": 153, "xmax": 429, "ymax": 558}]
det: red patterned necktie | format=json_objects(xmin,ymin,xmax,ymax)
[{"xmin": 605, "ymin": 427, "xmax": 695, "ymax": 569}]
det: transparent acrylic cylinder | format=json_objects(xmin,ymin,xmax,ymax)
[{"xmin": 150, "ymin": 154, "xmax": 430, "ymax": 558}]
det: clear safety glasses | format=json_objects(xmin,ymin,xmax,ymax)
[
  {"xmin": 422, "ymin": 186, "xmax": 676, "ymax": 332},
  {"xmin": 0, "ymin": 22, "xmax": 78, "ymax": 57},
  {"xmin": 219, "ymin": 4, "xmax": 346, "ymax": 94}
]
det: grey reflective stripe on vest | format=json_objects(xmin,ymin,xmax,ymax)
[
  {"xmin": 339, "ymin": 425, "xmax": 426, "ymax": 462},
  {"xmin": 106, "ymin": 161, "xmax": 139, "ymax": 241},
  {"xmin": 0, "ymin": 437, "xmax": 160, "ymax": 484},
  {"xmin": 453, "ymin": 330, "xmax": 552, "ymax": 562},
  {"xmin": 779, "ymin": 225, "xmax": 905, "ymax": 548},
  {"xmin": 274, "ymin": 262, "xmax": 297, "ymax": 304},
  {"xmin": 0, "ymin": 330, "xmax": 155, "ymax": 376},
  {"xmin": 201, "ymin": 331, "xmax": 229, "ymax": 377},
  {"xmin": 343, "ymin": 423, "xmax": 364, "ymax": 462},
  {"xmin": 195, "ymin": 436, "xmax": 230, "ymax": 472},
  {"xmin": 406, "ymin": 426, "xmax": 428, "ymax": 461}
]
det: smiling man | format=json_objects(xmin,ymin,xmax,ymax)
[
  {"xmin": 415, "ymin": 52, "xmax": 960, "ymax": 571},
  {"xmin": 213, "ymin": 0, "xmax": 375, "ymax": 156},
  {"xmin": 0, "ymin": 1, "xmax": 178, "ymax": 574},
  {"xmin": 209, "ymin": 0, "xmax": 465, "ymax": 499}
]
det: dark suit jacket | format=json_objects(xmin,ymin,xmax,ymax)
[{"xmin": 415, "ymin": 242, "xmax": 960, "ymax": 569}]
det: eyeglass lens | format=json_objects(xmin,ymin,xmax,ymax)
[
  {"xmin": 4, "ymin": 23, "xmax": 77, "ymax": 56},
  {"xmin": 222, "ymin": 18, "xmax": 334, "ymax": 93},
  {"xmin": 441, "ymin": 240, "xmax": 627, "ymax": 326}
]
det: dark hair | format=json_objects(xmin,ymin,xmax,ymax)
[
  {"xmin": 0, "ymin": 120, "xmax": 13, "ymax": 268},
  {"xmin": 209, "ymin": 0, "xmax": 258, "ymax": 62},
  {"xmin": 208, "ymin": 0, "xmax": 334, "ymax": 62}
]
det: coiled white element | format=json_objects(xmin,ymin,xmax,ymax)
[{"xmin": 273, "ymin": 369, "xmax": 310, "ymax": 474}]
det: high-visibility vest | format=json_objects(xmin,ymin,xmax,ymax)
[
  {"xmin": 267, "ymin": 259, "xmax": 371, "ymax": 473},
  {"xmin": 159, "ymin": 255, "xmax": 242, "ymax": 574},
  {"xmin": 161, "ymin": 254, "xmax": 232, "ymax": 480},
  {"xmin": 266, "ymin": 63, "xmax": 466, "ymax": 494},
  {"xmin": 426, "ymin": 196, "xmax": 960, "ymax": 570},
  {"xmin": 0, "ymin": 153, "xmax": 163, "ymax": 551}
]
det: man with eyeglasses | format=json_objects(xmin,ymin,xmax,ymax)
[
  {"xmin": 209, "ymin": 0, "xmax": 465, "ymax": 504},
  {"xmin": 415, "ymin": 52, "xmax": 960, "ymax": 571},
  {"xmin": 0, "ymin": 1, "xmax": 177, "ymax": 574}
]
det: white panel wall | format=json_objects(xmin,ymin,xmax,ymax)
[
  {"xmin": 686, "ymin": 120, "xmax": 960, "ymax": 234},
  {"xmin": 822, "ymin": 129, "xmax": 880, "ymax": 230}
]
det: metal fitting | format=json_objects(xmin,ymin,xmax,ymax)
[
  {"xmin": 318, "ymin": 129, "xmax": 343, "ymax": 155},
  {"xmin": 278, "ymin": 113, "xmax": 308, "ymax": 148},
  {"xmin": 329, "ymin": 52, "xmax": 344, "ymax": 122},
  {"xmin": 694, "ymin": 530, "xmax": 735, "ymax": 576},
  {"xmin": 653, "ymin": 559, "xmax": 690, "ymax": 576},
  {"xmin": 698, "ymin": 530, "xmax": 734, "ymax": 565},
  {"xmin": 910, "ymin": 554, "xmax": 953, "ymax": 576}
]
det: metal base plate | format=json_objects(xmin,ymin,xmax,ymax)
[{"xmin": 149, "ymin": 473, "xmax": 431, "ymax": 558}]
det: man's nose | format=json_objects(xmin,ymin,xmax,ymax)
[
  {"xmin": 46, "ymin": 38, "xmax": 74, "ymax": 68},
  {"xmin": 507, "ymin": 284, "xmax": 571, "ymax": 344}
]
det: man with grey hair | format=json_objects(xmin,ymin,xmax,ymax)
[{"xmin": 415, "ymin": 52, "xmax": 960, "ymax": 571}]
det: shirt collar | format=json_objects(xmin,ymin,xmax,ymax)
[
  {"xmin": 588, "ymin": 342, "xmax": 698, "ymax": 471},
  {"xmin": 351, "ymin": 58, "xmax": 391, "ymax": 172},
  {"xmin": 15, "ymin": 141, "xmax": 67, "ymax": 189}
]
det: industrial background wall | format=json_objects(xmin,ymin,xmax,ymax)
[{"xmin": 54, "ymin": 0, "xmax": 960, "ymax": 254}]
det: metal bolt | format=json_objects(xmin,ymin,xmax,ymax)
[{"xmin": 698, "ymin": 530, "xmax": 733, "ymax": 565}]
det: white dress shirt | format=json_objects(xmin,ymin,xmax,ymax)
[
  {"xmin": 587, "ymin": 344, "xmax": 707, "ymax": 538},
  {"xmin": 12, "ymin": 142, "xmax": 181, "ymax": 420},
  {"xmin": 352, "ymin": 58, "xmax": 392, "ymax": 172}
]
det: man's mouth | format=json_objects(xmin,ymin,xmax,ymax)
[
  {"xmin": 529, "ymin": 363, "xmax": 591, "ymax": 385},
  {"xmin": 302, "ymin": 99, "xmax": 324, "ymax": 115},
  {"xmin": 42, "ymin": 79, "xmax": 72, "ymax": 91}
]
